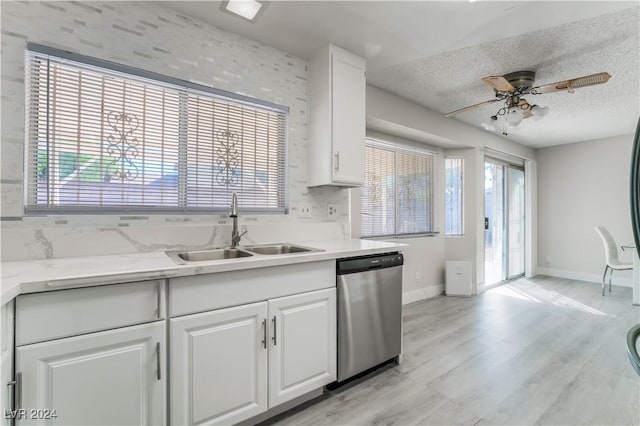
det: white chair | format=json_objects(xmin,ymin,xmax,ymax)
[{"xmin": 594, "ymin": 225, "xmax": 633, "ymax": 296}]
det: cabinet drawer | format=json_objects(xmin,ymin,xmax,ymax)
[
  {"xmin": 170, "ymin": 260, "xmax": 335, "ymax": 317},
  {"xmin": 16, "ymin": 280, "xmax": 163, "ymax": 346}
]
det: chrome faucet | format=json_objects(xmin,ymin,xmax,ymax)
[{"xmin": 229, "ymin": 192, "xmax": 246, "ymax": 248}]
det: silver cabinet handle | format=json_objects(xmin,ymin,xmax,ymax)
[
  {"xmin": 156, "ymin": 281, "xmax": 162, "ymax": 319},
  {"xmin": 272, "ymin": 316, "xmax": 277, "ymax": 346},
  {"xmin": 334, "ymin": 151, "xmax": 340, "ymax": 171},
  {"xmin": 262, "ymin": 319, "xmax": 267, "ymax": 349},
  {"xmin": 156, "ymin": 342, "xmax": 161, "ymax": 381},
  {"xmin": 7, "ymin": 372, "xmax": 21, "ymax": 410}
]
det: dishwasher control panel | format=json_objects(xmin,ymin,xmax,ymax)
[{"xmin": 336, "ymin": 252, "xmax": 403, "ymax": 275}]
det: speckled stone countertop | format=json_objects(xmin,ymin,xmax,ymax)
[{"xmin": 1, "ymin": 239, "xmax": 406, "ymax": 304}]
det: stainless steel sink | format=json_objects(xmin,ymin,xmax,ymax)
[
  {"xmin": 166, "ymin": 243, "xmax": 323, "ymax": 264},
  {"xmin": 166, "ymin": 248, "xmax": 253, "ymax": 264},
  {"xmin": 244, "ymin": 244, "xmax": 323, "ymax": 255}
]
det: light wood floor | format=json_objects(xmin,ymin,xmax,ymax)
[{"xmin": 265, "ymin": 276, "xmax": 640, "ymax": 426}]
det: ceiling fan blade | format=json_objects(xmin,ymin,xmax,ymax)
[
  {"xmin": 482, "ymin": 76, "xmax": 516, "ymax": 92},
  {"xmin": 444, "ymin": 99, "xmax": 500, "ymax": 117},
  {"xmin": 532, "ymin": 72, "xmax": 611, "ymax": 94}
]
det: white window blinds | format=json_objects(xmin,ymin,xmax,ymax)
[
  {"xmin": 361, "ymin": 139, "xmax": 434, "ymax": 238},
  {"xmin": 25, "ymin": 45, "xmax": 287, "ymax": 214}
]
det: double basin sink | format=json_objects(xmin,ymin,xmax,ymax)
[{"xmin": 166, "ymin": 243, "xmax": 323, "ymax": 264}]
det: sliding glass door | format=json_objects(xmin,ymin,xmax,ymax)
[
  {"xmin": 508, "ymin": 167, "xmax": 525, "ymax": 278},
  {"xmin": 484, "ymin": 161, "xmax": 505, "ymax": 285},
  {"xmin": 484, "ymin": 159, "xmax": 525, "ymax": 285}
]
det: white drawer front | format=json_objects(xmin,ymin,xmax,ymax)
[
  {"xmin": 170, "ymin": 260, "xmax": 335, "ymax": 317},
  {"xmin": 16, "ymin": 280, "xmax": 163, "ymax": 346}
]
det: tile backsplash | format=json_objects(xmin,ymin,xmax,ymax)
[{"xmin": 0, "ymin": 1, "xmax": 350, "ymax": 261}]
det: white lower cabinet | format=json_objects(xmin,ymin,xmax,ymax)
[
  {"xmin": 170, "ymin": 302, "xmax": 268, "ymax": 426},
  {"xmin": 268, "ymin": 288, "xmax": 336, "ymax": 407},
  {"xmin": 170, "ymin": 287, "xmax": 337, "ymax": 426},
  {"xmin": 15, "ymin": 321, "xmax": 165, "ymax": 426},
  {"xmin": 9, "ymin": 268, "xmax": 337, "ymax": 426}
]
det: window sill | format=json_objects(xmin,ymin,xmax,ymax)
[{"xmin": 362, "ymin": 232, "xmax": 439, "ymax": 240}]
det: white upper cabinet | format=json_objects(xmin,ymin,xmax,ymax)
[{"xmin": 308, "ymin": 44, "xmax": 366, "ymax": 187}]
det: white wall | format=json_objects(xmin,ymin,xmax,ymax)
[
  {"xmin": 0, "ymin": 1, "xmax": 349, "ymax": 260},
  {"xmin": 364, "ymin": 86, "xmax": 536, "ymax": 302},
  {"xmin": 537, "ymin": 134, "xmax": 635, "ymax": 286},
  {"xmin": 444, "ymin": 148, "xmax": 484, "ymax": 294},
  {"xmin": 366, "ymin": 86, "xmax": 535, "ymax": 161},
  {"xmin": 350, "ymin": 131, "xmax": 446, "ymax": 302}
]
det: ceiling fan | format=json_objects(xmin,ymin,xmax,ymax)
[{"xmin": 444, "ymin": 70, "xmax": 611, "ymax": 135}]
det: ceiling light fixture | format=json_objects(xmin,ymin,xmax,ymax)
[
  {"xmin": 445, "ymin": 70, "xmax": 611, "ymax": 136},
  {"xmin": 488, "ymin": 96, "xmax": 549, "ymax": 135},
  {"xmin": 220, "ymin": 0, "xmax": 267, "ymax": 22}
]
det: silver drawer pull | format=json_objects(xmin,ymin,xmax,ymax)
[
  {"xmin": 262, "ymin": 319, "xmax": 267, "ymax": 349},
  {"xmin": 334, "ymin": 151, "xmax": 340, "ymax": 171},
  {"xmin": 157, "ymin": 282, "xmax": 162, "ymax": 319},
  {"xmin": 156, "ymin": 342, "xmax": 161, "ymax": 381},
  {"xmin": 272, "ymin": 316, "xmax": 277, "ymax": 346},
  {"xmin": 7, "ymin": 372, "xmax": 22, "ymax": 410}
]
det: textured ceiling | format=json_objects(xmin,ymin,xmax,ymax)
[
  {"xmin": 159, "ymin": 1, "xmax": 640, "ymax": 148},
  {"xmin": 367, "ymin": 6, "xmax": 640, "ymax": 148}
]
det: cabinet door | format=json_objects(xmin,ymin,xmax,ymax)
[
  {"xmin": 15, "ymin": 321, "xmax": 165, "ymax": 426},
  {"xmin": 331, "ymin": 49, "xmax": 365, "ymax": 185},
  {"xmin": 171, "ymin": 302, "xmax": 268, "ymax": 426},
  {"xmin": 268, "ymin": 288, "xmax": 336, "ymax": 407}
]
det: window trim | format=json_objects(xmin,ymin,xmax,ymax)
[
  {"xmin": 27, "ymin": 43, "xmax": 288, "ymax": 115},
  {"xmin": 24, "ymin": 43, "xmax": 290, "ymax": 215},
  {"xmin": 361, "ymin": 138, "xmax": 436, "ymax": 239},
  {"xmin": 444, "ymin": 156, "xmax": 464, "ymax": 236}
]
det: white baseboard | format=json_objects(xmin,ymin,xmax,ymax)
[
  {"xmin": 402, "ymin": 284, "xmax": 444, "ymax": 305},
  {"xmin": 536, "ymin": 267, "xmax": 632, "ymax": 288}
]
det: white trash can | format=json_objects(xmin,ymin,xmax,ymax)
[{"xmin": 445, "ymin": 261, "xmax": 472, "ymax": 297}]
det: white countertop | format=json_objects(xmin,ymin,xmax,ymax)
[{"xmin": 0, "ymin": 239, "xmax": 406, "ymax": 304}]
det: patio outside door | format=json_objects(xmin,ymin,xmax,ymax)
[
  {"xmin": 508, "ymin": 167, "xmax": 525, "ymax": 278},
  {"xmin": 484, "ymin": 159, "xmax": 525, "ymax": 286}
]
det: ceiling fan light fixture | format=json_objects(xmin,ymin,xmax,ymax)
[
  {"xmin": 505, "ymin": 107, "xmax": 523, "ymax": 126},
  {"xmin": 530, "ymin": 105, "xmax": 550, "ymax": 121},
  {"xmin": 481, "ymin": 122, "xmax": 496, "ymax": 131},
  {"xmin": 444, "ymin": 70, "xmax": 611, "ymax": 137}
]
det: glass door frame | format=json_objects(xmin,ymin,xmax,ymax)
[
  {"xmin": 484, "ymin": 157, "xmax": 526, "ymax": 285},
  {"xmin": 484, "ymin": 159, "xmax": 507, "ymax": 286},
  {"xmin": 507, "ymin": 165, "xmax": 525, "ymax": 280}
]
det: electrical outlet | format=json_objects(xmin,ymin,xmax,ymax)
[
  {"xmin": 327, "ymin": 204, "xmax": 337, "ymax": 218},
  {"xmin": 546, "ymin": 255, "xmax": 552, "ymax": 264},
  {"xmin": 298, "ymin": 203, "xmax": 312, "ymax": 218},
  {"xmin": 416, "ymin": 272, "xmax": 422, "ymax": 283}
]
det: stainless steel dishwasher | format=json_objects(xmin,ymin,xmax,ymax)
[{"xmin": 336, "ymin": 252, "xmax": 404, "ymax": 382}]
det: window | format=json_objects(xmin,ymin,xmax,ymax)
[
  {"xmin": 25, "ymin": 44, "xmax": 287, "ymax": 214},
  {"xmin": 361, "ymin": 139, "xmax": 434, "ymax": 238},
  {"xmin": 445, "ymin": 157, "xmax": 464, "ymax": 235}
]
